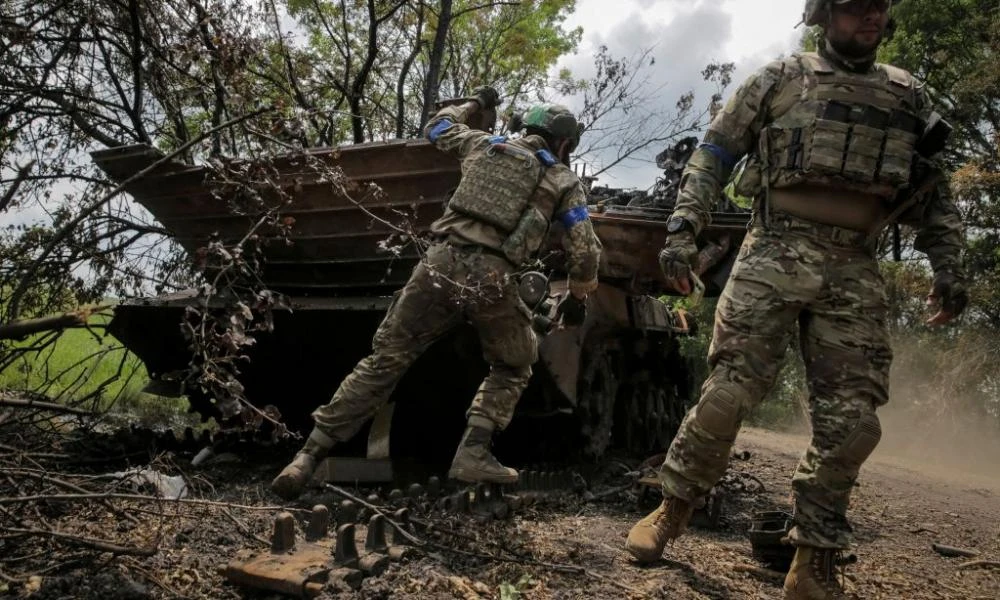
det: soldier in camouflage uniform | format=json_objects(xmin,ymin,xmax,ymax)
[
  {"xmin": 625, "ymin": 1, "xmax": 968, "ymax": 598},
  {"xmin": 271, "ymin": 88, "xmax": 602, "ymax": 500}
]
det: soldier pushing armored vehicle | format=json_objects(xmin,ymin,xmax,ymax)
[
  {"xmin": 271, "ymin": 88, "xmax": 603, "ymax": 500},
  {"xmin": 625, "ymin": 1, "xmax": 968, "ymax": 598}
]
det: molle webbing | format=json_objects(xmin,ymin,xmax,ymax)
[
  {"xmin": 762, "ymin": 53, "xmax": 923, "ymax": 198},
  {"xmin": 447, "ymin": 138, "xmax": 546, "ymax": 233}
]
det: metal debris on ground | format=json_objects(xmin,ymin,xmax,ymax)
[
  {"xmin": 747, "ymin": 510, "xmax": 795, "ymax": 572},
  {"xmin": 224, "ymin": 504, "xmax": 412, "ymax": 598}
]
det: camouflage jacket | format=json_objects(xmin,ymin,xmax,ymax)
[
  {"xmin": 424, "ymin": 103, "xmax": 602, "ymax": 295},
  {"xmin": 674, "ymin": 49, "xmax": 964, "ymax": 276}
]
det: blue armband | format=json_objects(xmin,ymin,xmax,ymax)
[
  {"xmin": 698, "ymin": 143, "xmax": 738, "ymax": 170},
  {"xmin": 427, "ymin": 119, "xmax": 454, "ymax": 142},
  {"xmin": 535, "ymin": 148, "xmax": 558, "ymax": 167},
  {"xmin": 489, "ymin": 135, "xmax": 508, "ymax": 144},
  {"xmin": 558, "ymin": 205, "xmax": 590, "ymax": 228}
]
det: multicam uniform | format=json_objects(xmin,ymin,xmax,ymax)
[
  {"xmin": 309, "ymin": 102, "xmax": 601, "ymax": 447},
  {"xmin": 658, "ymin": 48, "xmax": 964, "ymax": 549}
]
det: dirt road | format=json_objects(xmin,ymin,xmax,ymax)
[
  {"xmin": 353, "ymin": 427, "xmax": 1000, "ymax": 599},
  {"xmin": 402, "ymin": 427, "xmax": 999, "ymax": 600},
  {"xmin": 15, "ymin": 426, "xmax": 1000, "ymax": 599}
]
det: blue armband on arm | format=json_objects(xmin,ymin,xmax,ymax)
[
  {"xmin": 427, "ymin": 119, "xmax": 454, "ymax": 142},
  {"xmin": 558, "ymin": 205, "xmax": 590, "ymax": 228},
  {"xmin": 698, "ymin": 143, "xmax": 738, "ymax": 170}
]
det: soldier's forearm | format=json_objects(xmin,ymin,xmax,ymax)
[{"xmin": 672, "ymin": 140, "xmax": 740, "ymax": 235}]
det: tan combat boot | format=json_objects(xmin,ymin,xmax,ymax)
[
  {"xmin": 625, "ymin": 496, "xmax": 694, "ymax": 563},
  {"xmin": 447, "ymin": 416, "xmax": 518, "ymax": 485},
  {"xmin": 270, "ymin": 432, "xmax": 332, "ymax": 500},
  {"xmin": 783, "ymin": 546, "xmax": 853, "ymax": 599}
]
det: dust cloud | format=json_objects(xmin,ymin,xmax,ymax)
[{"xmin": 875, "ymin": 354, "xmax": 1000, "ymax": 480}]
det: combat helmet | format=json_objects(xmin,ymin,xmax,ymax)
[
  {"xmin": 511, "ymin": 103, "xmax": 582, "ymax": 151},
  {"xmin": 803, "ymin": 0, "xmax": 901, "ymax": 27}
]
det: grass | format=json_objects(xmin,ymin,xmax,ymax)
[{"xmin": 1, "ymin": 310, "xmax": 200, "ymax": 428}]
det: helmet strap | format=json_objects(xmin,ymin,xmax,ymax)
[{"xmin": 556, "ymin": 139, "xmax": 572, "ymax": 166}]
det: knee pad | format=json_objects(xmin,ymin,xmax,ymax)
[
  {"xmin": 838, "ymin": 412, "xmax": 882, "ymax": 467},
  {"xmin": 694, "ymin": 382, "xmax": 749, "ymax": 438}
]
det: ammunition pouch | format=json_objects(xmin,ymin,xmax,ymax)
[
  {"xmin": 757, "ymin": 53, "xmax": 925, "ymax": 200},
  {"xmin": 501, "ymin": 205, "xmax": 550, "ymax": 265},
  {"xmin": 765, "ymin": 101, "xmax": 922, "ymax": 198}
]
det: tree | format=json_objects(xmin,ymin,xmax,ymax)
[
  {"xmin": 877, "ymin": 0, "xmax": 1000, "ymax": 427},
  {"xmin": 880, "ymin": 0, "xmax": 1000, "ymax": 327},
  {"xmin": 560, "ymin": 45, "xmax": 733, "ymax": 179}
]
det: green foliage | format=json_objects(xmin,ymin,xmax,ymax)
[
  {"xmin": 498, "ymin": 574, "xmax": 536, "ymax": 600},
  {"xmin": 0, "ymin": 316, "xmax": 146, "ymax": 405},
  {"xmin": 880, "ymin": 1, "xmax": 1000, "ymax": 331},
  {"xmin": 283, "ymin": 0, "xmax": 580, "ymax": 141},
  {"xmin": 446, "ymin": 0, "xmax": 581, "ymax": 101}
]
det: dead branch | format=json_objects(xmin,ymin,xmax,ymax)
[
  {"xmin": 6, "ymin": 105, "xmax": 274, "ymax": 321},
  {"xmin": 733, "ymin": 564, "xmax": 786, "ymax": 583},
  {"xmin": 0, "ymin": 311, "xmax": 94, "ymax": 341},
  {"xmin": 325, "ymin": 484, "xmax": 425, "ymax": 547},
  {"xmin": 932, "ymin": 543, "xmax": 980, "ymax": 558},
  {"xmin": 4, "ymin": 527, "xmax": 157, "ymax": 557},
  {"xmin": 220, "ymin": 507, "xmax": 269, "ymax": 547},
  {"xmin": 958, "ymin": 560, "xmax": 1000, "ymax": 570},
  {"xmin": 0, "ymin": 397, "xmax": 94, "ymax": 417},
  {"xmin": 0, "ymin": 491, "xmax": 305, "ymax": 513}
]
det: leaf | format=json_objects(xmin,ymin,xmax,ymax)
[{"xmin": 498, "ymin": 582, "xmax": 520, "ymax": 600}]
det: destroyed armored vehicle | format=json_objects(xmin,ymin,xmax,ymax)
[{"xmin": 93, "ymin": 134, "xmax": 748, "ymax": 467}]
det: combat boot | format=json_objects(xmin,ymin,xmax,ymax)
[
  {"xmin": 783, "ymin": 546, "xmax": 853, "ymax": 599},
  {"xmin": 625, "ymin": 495, "xmax": 694, "ymax": 563},
  {"xmin": 270, "ymin": 431, "xmax": 332, "ymax": 500},
  {"xmin": 447, "ymin": 416, "xmax": 518, "ymax": 484}
]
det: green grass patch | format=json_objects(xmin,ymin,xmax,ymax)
[
  {"xmin": 1, "ymin": 310, "xmax": 201, "ymax": 428},
  {"xmin": 1, "ymin": 312, "xmax": 146, "ymax": 403}
]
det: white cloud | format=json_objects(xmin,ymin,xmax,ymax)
[{"xmin": 559, "ymin": 0, "xmax": 806, "ymax": 187}]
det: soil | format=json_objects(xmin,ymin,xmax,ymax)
[{"xmin": 4, "ymin": 427, "xmax": 999, "ymax": 600}]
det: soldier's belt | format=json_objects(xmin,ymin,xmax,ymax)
[
  {"xmin": 760, "ymin": 211, "xmax": 870, "ymax": 248},
  {"xmin": 442, "ymin": 237, "xmax": 515, "ymax": 265}
]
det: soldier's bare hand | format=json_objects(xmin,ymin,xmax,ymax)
[{"xmin": 925, "ymin": 271, "xmax": 968, "ymax": 325}]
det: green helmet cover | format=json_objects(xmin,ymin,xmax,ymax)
[{"xmin": 521, "ymin": 104, "xmax": 581, "ymax": 143}]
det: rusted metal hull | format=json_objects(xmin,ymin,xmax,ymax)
[
  {"xmin": 92, "ymin": 141, "xmax": 461, "ymax": 294},
  {"xmin": 94, "ymin": 141, "xmax": 750, "ymax": 461}
]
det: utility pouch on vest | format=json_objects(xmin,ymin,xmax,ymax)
[
  {"xmin": 448, "ymin": 141, "xmax": 544, "ymax": 232},
  {"xmin": 805, "ymin": 115, "xmax": 851, "ymax": 175},
  {"xmin": 500, "ymin": 205, "xmax": 550, "ymax": 265},
  {"xmin": 844, "ymin": 124, "xmax": 883, "ymax": 183},
  {"xmin": 881, "ymin": 127, "xmax": 919, "ymax": 185}
]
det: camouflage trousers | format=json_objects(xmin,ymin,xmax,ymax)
[
  {"xmin": 311, "ymin": 242, "xmax": 538, "ymax": 444},
  {"xmin": 660, "ymin": 213, "xmax": 892, "ymax": 549}
]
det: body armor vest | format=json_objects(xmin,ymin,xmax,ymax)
[
  {"xmin": 447, "ymin": 137, "xmax": 556, "ymax": 265},
  {"xmin": 759, "ymin": 52, "xmax": 923, "ymax": 199}
]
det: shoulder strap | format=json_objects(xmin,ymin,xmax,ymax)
[
  {"xmin": 878, "ymin": 63, "xmax": 913, "ymax": 88},
  {"xmin": 799, "ymin": 51, "xmax": 834, "ymax": 75}
]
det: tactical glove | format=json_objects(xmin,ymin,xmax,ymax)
[
  {"xmin": 556, "ymin": 293, "xmax": 587, "ymax": 327},
  {"xmin": 926, "ymin": 271, "xmax": 968, "ymax": 325},
  {"xmin": 658, "ymin": 230, "xmax": 699, "ymax": 282},
  {"xmin": 471, "ymin": 86, "xmax": 501, "ymax": 110}
]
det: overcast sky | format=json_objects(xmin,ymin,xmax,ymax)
[
  {"xmin": 562, "ymin": 0, "xmax": 806, "ymax": 188},
  {"xmin": 4, "ymin": 0, "xmax": 807, "ymax": 226}
]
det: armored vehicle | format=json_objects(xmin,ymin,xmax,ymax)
[{"xmin": 92, "ymin": 135, "xmax": 748, "ymax": 466}]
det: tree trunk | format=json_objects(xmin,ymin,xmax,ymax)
[{"xmin": 419, "ymin": 0, "xmax": 452, "ymax": 130}]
